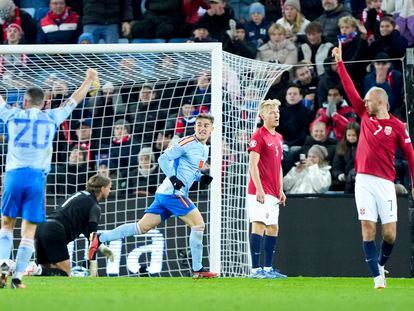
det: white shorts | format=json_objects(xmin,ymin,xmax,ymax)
[
  {"xmin": 355, "ymin": 174, "xmax": 397, "ymax": 224},
  {"xmin": 247, "ymin": 194, "xmax": 280, "ymax": 226}
]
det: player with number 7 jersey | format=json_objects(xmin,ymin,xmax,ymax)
[
  {"xmin": 333, "ymin": 44, "xmax": 414, "ymax": 289},
  {"xmin": 0, "ymin": 68, "xmax": 99, "ymax": 289}
]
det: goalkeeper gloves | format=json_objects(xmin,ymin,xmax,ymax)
[
  {"xmin": 98, "ymin": 243, "xmax": 115, "ymax": 262},
  {"xmin": 170, "ymin": 176, "xmax": 184, "ymax": 190},
  {"xmin": 200, "ymin": 174, "xmax": 213, "ymax": 187}
]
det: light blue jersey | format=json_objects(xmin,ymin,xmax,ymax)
[
  {"xmin": 156, "ymin": 135, "xmax": 209, "ymax": 196},
  {"xmin": 0, "ymin": 97, "xmax": 77, "ymax": 173}
]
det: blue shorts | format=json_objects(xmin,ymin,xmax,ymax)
[
  {"xmin": 1, "ymin": 168, "xmax": 46, "ymax": 223},
  {"xmin": 145, "ymin": 193, "xmax": 197, "ymax": 221}
]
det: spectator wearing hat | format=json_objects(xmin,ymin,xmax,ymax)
[
  {"xmin": 256, "ymin": 23, "xmax": 297, "ymax": 65},
  {"xmin": 174, "ymin": 100, "xmax": 197, "ymax": 137},
  {"xmin": 37, "ymin": 0, "xmax": 82, "ymax": 44},
  {"xmin": 244, "ymin": 2, "xmax": 270, "ymax": 48},
  {"xmin": 77, "ymin": 32, "xmax": 94, "ymax": 43},
  {"xmin": 364, "ymin": 52, "xmax": 404, "ymax": 116},
  {"xmin": 198, "ymin": 0, "xmax": 235, "ymax": 41},
  {"xmin": 127, "ymin": 147, "xmax": 162, "ymax": 198},
  {"xmin": 298, "ymin": 21, "xmax": 334, "ymax": 76},
  {"xmin": 276, "ymin": 0, "xmax": 310, "ymax": 43},
  {"xmin": 316, "ymin": 0, "xmax": 352, "ymax": 44},
  {"xmin": 223, "ymin": 21, "xmax": 257, "ymax": 59},
  {"xmin": 368, "ymin": 15, "xmax": 408, "ymax": 71},
  {"xmin": 182, "ymin": 0, "xmax": 211, "ymax": 37},
  {"xmin": 188, "ymin": 21, "xmax": 217, "ymax": 42},
  {"xmin": 283, "ymin": 144, "xmax": 332, "ymax": 194},
  {"xmin": 0, "ymin": 0, "xmax": 37, "ymax": 44},
  {"xmin": 0, "ymin": 23, "xmax": 28, "ymax": 76}
]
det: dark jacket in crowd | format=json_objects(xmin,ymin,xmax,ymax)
[
  {"xmin": 316, "ymin": 4, "xmax": 351, "ymax": 43},
  {"xmin": 82, "ymin": 0, "xmax": 133, "ymax": 25},
  {"xmin": 0, "ymin": 8, "xmax": 37, "ymax": 44},
  {"xmin": 198, "ymin": 7, "xmax": 234, "ymax": 41}
]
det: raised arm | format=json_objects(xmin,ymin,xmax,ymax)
[
  {"xmin": 332, "ymin": 44, "xmax": 366, "ymax": 117},
  {"xmin": 70, "ymin": 68, "xmax": 99, "ymax": 104}
]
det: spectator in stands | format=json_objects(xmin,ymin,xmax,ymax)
[
  {"xmin": 283, "ymin": 144, "xmax": 332, "ymax": 194},
  {"xmin": 223, "ymin": 22, "xmax": 257, "ymax": 59},
  {"xmin": 277, "ymin": 85, "xmax": 312, "ymax": 171},
  {"xmin": 37, "ymin": 0, "xmax": 82, "ymax": 44},
  {"xmin": 50, "ymin": 146, "xmax": 89, "ymax": 195},
  {"xmin": 153, "ymin": 130, "xmax": 175, "ymax": 160},
  {"xmin": 133, "ymin": 84, "xmax": 167, "ymax": 144},
  {"xmin": 313, "ymin": 85, "xmax": 357, "ymax": 141},
  {"xmin": 130, "ymin": 0, "xmax": 184, "ymax": 41},
  {"xmin": 256, "ymin": 23, "xmax": 297, "ymax": 65},
  {"xmin": 260, "ymin": 0, "xmax": 282, "ymax": 22},
  {"xmin": 107, "ymin": 119, "xmax": 139, "ymax": 194},
  {"xmin": 300, "ymin": 121, "xmax": 337, "ymax": 164},
  {"xmin": 72, "ymin": 118, "xmax": 99, "ymax": 170},
  {"xmin": 292, "ymin": 61, "xmax": 319, "ymax": 111},
  {"xmin": 77, "ymin": 32, "xmax": 94, "ymax": 43},
  {"xmin": 185, "ymin": 72, "xmax": 211, "ymax": 112},
  {"xmin": 93, "ymin": 81, "xmax": 122, "ymax": 145},
  {"xmin": 331, "ymin": 122, "xmax": 359, "ymax": 192},
  {"xmin": 337, "ymin": 16, "xmax": 369, "ymax": 90},
  {"xmin": 175, "ymin": 100, "xmax": 197, "ymax": 137},
  {"xmin": 360, "ymin": 0, "xmax": 385, "ymax": 45},
  {"xmin": 317, "ymin": 55, "xmax": 341, "ymax": 105},
  {"xmin": 300, "ymin": 0, "xmax": 324, "ymax": 21},
  {"xmin": 298, "ymin": 21, "xmax": 334, "ymax": 76},
  {"xmin": 182, "ymin": 0, "xmax": 211, "ymax": 37},
  {"xmin": 364, "ymin": 52, "xmax": 404, "ymax": 116},
  {"xmin": 0, "ymin": 0, "xmax": 37, "ymax": 44},
  {"xmin": 244, "ymin": 2, "xmax": 269, "ymax": 48},
  {"xmin": 0, "ymin": 24, "xmax": 28, "ymax": 77},
  {"xmin": 188, "ymin": 21, "xmax": 217, "ymax": 42},
  {"xmin": 82, "ymin": 0, "xmax": 132, "ymax": 43},
  {"xmin": 276, "ymin": 0, "xmax": 310, "ymax": 43},
  {"xmin": 316, "ymin": 0, "xmax": 351, "ymax": 43},
  {"xmin": 128, "ymin": 147, "xmax": 160, "ymax": 198},
  {"xmin": 368, "ymin": 15, "xmax": 408, "ymax": 71},
  {"xmin": 265, "ymin": 71, "xmax": 290, "ymax": 102},
  {"xmin": 198, "ymin": 0, "xmax": 235, "ymax": 41},
  {"xmin": 395, "ymin": 0, "xmax": 414, "ymax": 47}
]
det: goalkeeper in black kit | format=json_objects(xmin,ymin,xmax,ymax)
[{"xmin": 29, "ymin": 174, "xmax": 114, "ymax": 277}]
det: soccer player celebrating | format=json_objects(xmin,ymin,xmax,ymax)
[
  {"xmin": 332, "ymin": 44, "xmax": 414, "ymax": 289},
  {"xmin": 89, "ymin": 114, "xmax": 218, "ymax": 278},
  {"xmin": 31, "ymin": 174, "xmax": 113, "ymax": 277},
  {"xmin": 0, "ymin": 68, "xmax": 99, "ymax": 289},
  {"xmin": 247, "ymin": 99, "xmax": 287, "ymax": 279}
]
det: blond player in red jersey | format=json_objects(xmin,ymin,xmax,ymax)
[
  {"xmin": 247, "ymin": 99, "xmax": 287, "ymax": 279},
  {"xmin": 333, "ymin": 44, "xmax": 414, "ymax": 289}
]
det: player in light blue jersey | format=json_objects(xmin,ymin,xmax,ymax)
[
  {"xmin": 89, "ymin": 114, "xmax": 218, "ymax": 278},
  {"xmin": 0, "ymin": 68, "xmax": 99, "ymax": 289}
]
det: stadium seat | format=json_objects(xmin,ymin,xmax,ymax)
[
  {"xmin": 20, "ymin": 8, "xmax": 35, "ymax": 18},
  {"xmin": 169, "ymin": 38, "xmax": 188, "ymax": 43},
  {"xmin": 118, "ymin": 38, "xmax": 130, "ymax": 44},
  {"xmin": 35, "ymin": 7, "xmax": 49, "ymax": 22},
  {"xmin": 131, "ymin": 39, "xmax": 166, "ymax": 44}
]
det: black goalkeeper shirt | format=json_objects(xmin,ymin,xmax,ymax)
[{"xmin": 48, "ymin": 191, "xmax": 101, "ymax": 243}]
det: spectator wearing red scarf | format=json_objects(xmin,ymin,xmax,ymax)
[
  {"xmin": 37, "ymin": 0, "xmax": 82, "ymax": 44},
  {"xmin": 0, "ymin": 0, "xmax": 36, "ymax": 44}
]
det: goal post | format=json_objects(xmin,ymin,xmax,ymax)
[{"xmin": 0, "ymin": 43, "xmax": 290, "ymax": 277}]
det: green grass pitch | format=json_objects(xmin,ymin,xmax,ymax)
[{"xmin": 1, "ymin": 277, "xmax": 414, "ymax": 311}]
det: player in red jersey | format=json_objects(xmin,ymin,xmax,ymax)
[
  {"xmin": 333, "ymin": 44, "xmax": 414, "ymax": 289},
  {"xmin": 247, "ymin": 99, "xmax": 287, "ymax": 279}
]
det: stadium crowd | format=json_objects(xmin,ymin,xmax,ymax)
[{"xmin": 0, "ymin": 0, "xmax": 412, "ymax": 198}]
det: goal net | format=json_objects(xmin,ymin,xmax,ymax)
[{"xmin": 0, "ymin": 44, "xmax": 290, "ymax": 277}]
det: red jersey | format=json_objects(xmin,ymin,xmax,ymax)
[
  {"xmin": 247, "ymin": 126, "xmax": 283, "ymax": 198},
  {"xmin": 338, "ymin": 61, "xmax": 414, "ymax": 183}
]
